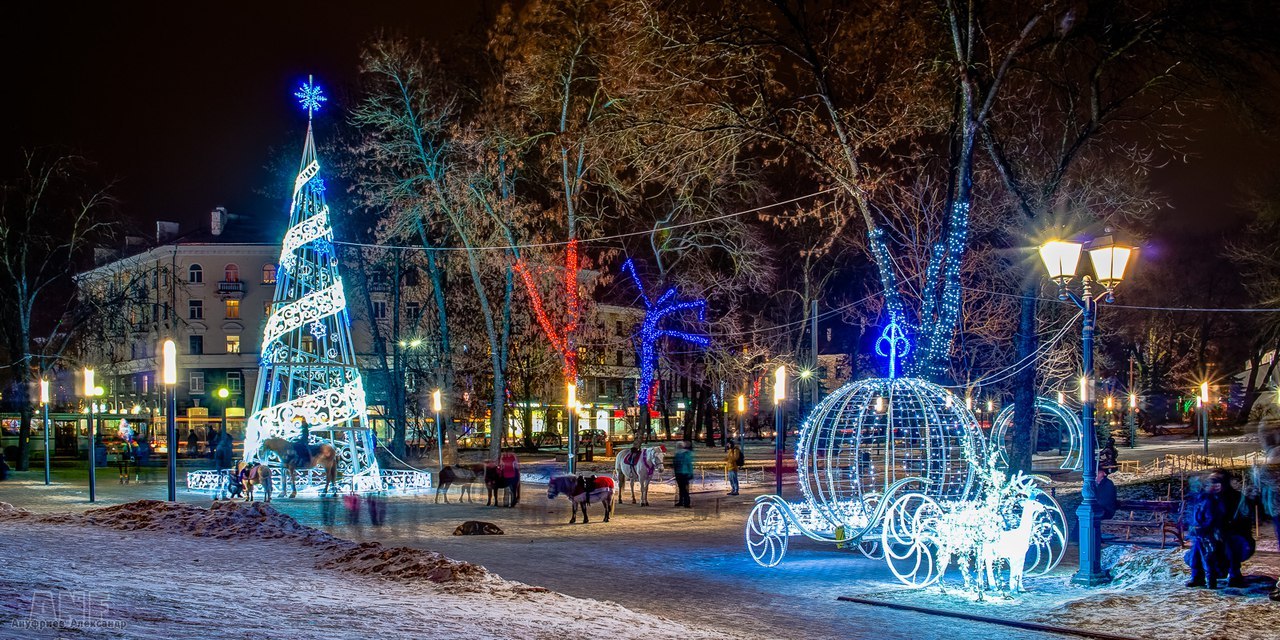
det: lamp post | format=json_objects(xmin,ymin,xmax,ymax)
[
  {"xmin": 83, "ymin": 369, "xmax": 104, "ymax": 502},
  {"xmin": 1199, "ymin": 382, "xmax": 1210, "ymax": 457},
  {"xmin": 40, "ymin": 379, "xmax": 51, "ymax": 485},
  {"xmin": 773, "ymin": 365, "xmax": 786, "ymax": 496},
  {"xmin": 1128, "ymin": 393, "xmax": 1138, "ymax": 449},
  {"xmin": 217, "ymin": 387, "xmax": 229, "ymax": 439},
  {"xmin": 432, "ymin": 389, "xmax": 444, "ymax": 470},
  {"xmin": 162, "ymin": 339, "xmax": 178, "ymax": 502},
  {"xmin": 1040, "ymin": 233, "xmax": 1135, "ymax": 586},
  {"xmin": 567, "ymin": 383, "xmax": 578, "ymax": 475},
  {"xmin": 736, "ymin": 394, "xmax": 746, "ymax": 449}
]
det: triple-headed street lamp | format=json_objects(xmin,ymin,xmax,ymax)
[{"xmin": 1039, "ymin": 233, "xmax": 1136, "ymax": 587}]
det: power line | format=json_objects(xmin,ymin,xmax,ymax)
[
  {"xmin": 333, "ymin": 187, "xmax": 840, "ymax": 252},
  {"xmin": 961, "ymin": 285, "xmax": 1280, "ymax": 314}
]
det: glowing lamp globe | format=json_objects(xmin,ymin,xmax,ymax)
[{"xmin": 795, "ymin": 376, "xmax": 984, "ymax": 528}]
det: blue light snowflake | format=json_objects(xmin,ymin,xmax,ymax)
[
  {"xmin": 312, "ymin": 238, "xmax": 334, "ymax": 257},
  {"xmin": 295, "ymin": 80, "xmax": 327, "ymax": 115},
  {"xmin": 312, "ymin": 177, "xmax": 326, "ymax": 194},
  {"xmin": 309, "ymin": 321, "xmax": 327, "ymax": 340}
]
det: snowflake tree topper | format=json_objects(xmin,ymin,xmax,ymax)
[{"xmin": 294, "ymin": 75, "xmax": 326, "ymax": 120}]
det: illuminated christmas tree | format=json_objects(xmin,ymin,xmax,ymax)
[{"xmin": 243, "ymin": 77, "xmax": 380, "ymax": 488}]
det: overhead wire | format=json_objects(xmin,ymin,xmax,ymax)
[{"xmin": 333, "ymin": 186, "xmax": 841, "ymax": 252}]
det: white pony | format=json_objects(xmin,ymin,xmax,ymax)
[{"xmin": 615, "ymin": 445, "xmax": 666, "ymax": 506}]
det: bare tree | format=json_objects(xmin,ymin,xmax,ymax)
[{"xmin": 0, "ymin": 150, "xmax": 116, "ymax": 470}]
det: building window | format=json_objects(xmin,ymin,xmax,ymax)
[
  {"xmin": 224, "ymin": 263, "xmax": 240, "ymax": 282},
  {"xmin": 226, "ymin": 371, "xmax": 242, "ymax": 393},
  {"xmin": 189, "ymin": 299, "xmax": 203, "ymax": 319},
  {"xmin": 142, "ymin": 375, "xmax": 149, "ymax": 394},
  {"xmin": 372, "ymin": 300, "xmax": 388, "ymax": 320},
  {"xmin": 406, "ymin": 301, "xmax": 422, "ymax": 322},
  {"xmin": 226, "ymin": 335, "xmax": 241, "ymax": 354},
  {"xmin": 189, "ymin": 335, "xmax": 204, "ymax": 355},
  {"xmin": 188, "ymin": 264, "xmax": 203, "ymax": 283},
  {"xmin": 225, "ymin": 299, "xmax": 240, "ymax": 319},
  {"xmin": 301, "ymin": 336, "xmax": 314, "ymax": 353},
  {"xmin": 190, "ymin": 372, "xmax": 205, "ymax": 394},
  {"xmin": 264, "ymin": 302, "xmax": 273, "ymax": 316},
  {"xmin": 262, "ymin": 264, "xmax": 277, "ymax": 284}
]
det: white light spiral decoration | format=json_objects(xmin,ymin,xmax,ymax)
[{"xmin": 243, "ymin": 111, "xmax": 381, "ymax": 488}]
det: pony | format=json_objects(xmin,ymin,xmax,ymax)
[
  {"xmin": 241, "ymin": 462, "xmax": 274, "ymax": 503},
  {"xmin": 547, "ymin": 475, "xmax": 614, "ymax": 524},
  {"xmin": 484, "ymin": 462, "xmax": 520, "ymax": 507},
  {"xmin": 615, "ymin": 445, "xmax": 665, "ymax": 506},
  {"xmin": 436, "ymin": 464, "xmax": 482, "ymax": 504},
  {"xmin": 259, "ymin": 437, "xmax": 339, "ymax": 498}
]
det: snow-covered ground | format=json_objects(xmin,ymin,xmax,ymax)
[
  {"xmin": 0, "ymin": 501, "xmax": 742, "ymax": 640},
  {"xmin": 859, "ymin": 544, "xmax": 1280, "ymax": 640}
]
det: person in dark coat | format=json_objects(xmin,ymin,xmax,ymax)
[
  {"xmin": 214, "ymin": 430, "xmax": 233, "ymax": 474},
  {"xmin": 1185, "ymin": 469, "xmax": 1254, "ymax": 588},
  {"xmin": 673, "ymin": 441, "xmax": 694, "ymax": 508},
  {"xmin": 1096, "ymin": 467, "xmax": 1118, "ymax": 521},
  {"xmin": 290, "ymin": 417, "xmax": 312, "ymax": 467}
]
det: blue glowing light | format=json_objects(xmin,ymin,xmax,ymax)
[
  {"xmin": 622, "ymin": 259, "xmax": 710, "ymax": 407},
  {"xmin": 295, "ymin": 79, "xmax": 327, "ymax": 115},
  {"xmin": 874, "ymin": 320, "xmax": 911, "ymax": 379}
]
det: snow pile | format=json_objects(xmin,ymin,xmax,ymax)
[
  {"xmin": 0, "ymin": 500, "xmax": 490, "ymax": 585},
  {"xmin": 318, "ymin": 541, "xmax": 491, "ymax": 584},
  {"xmin": 1102, "ymin": 544, "xmax": 1188, "ymax": 588}
]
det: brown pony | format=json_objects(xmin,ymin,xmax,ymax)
[
  {"xmin": 260, "ymin": 437, "xmax": 338, "ymax": 497},
  {"xmin": 240, "ymin": 462, "xmax": 273, "ymax": 502}
]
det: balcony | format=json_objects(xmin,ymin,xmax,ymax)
[{"xmin": 216, "ymin": 280, "xmax": 246, "ymax": 299}]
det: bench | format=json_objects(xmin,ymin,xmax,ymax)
[{"xmin": 1102, "ymin": 499, "xmax": 1183, "ymax": 549}]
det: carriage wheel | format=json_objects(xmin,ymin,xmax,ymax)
[
  {"xmin": 881, "ymin": 493, "xmax": 944, "ymax": 588},
  {"xmin": 857, "ymin": 538, "xmax": 884, "ymax": 560},
  {"xmin": 746, "ymin": 501, "xmax": 789, "ymax": 568},
  {"xmin": 1024, "ymin": 492, "xmax": 1068, "ymax": 577}
]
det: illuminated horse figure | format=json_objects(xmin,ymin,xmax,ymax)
[
  {"xmin": 548, "ymin": 475, "xmax": 614, "ymax": 524},
  {"xmin": 615, "ymin": 445, "xmax": 665, "ymax": 506}
]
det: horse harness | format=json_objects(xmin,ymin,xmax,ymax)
[{"xmin": 623, "ymin": 448, "xmax": 656, "ymax": 476}]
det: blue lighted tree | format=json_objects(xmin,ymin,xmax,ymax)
[{"xmin": 622, "ymin": 259, "xmax": 710, "ymax": 438}]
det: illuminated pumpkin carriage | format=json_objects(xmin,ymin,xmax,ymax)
[{"xmin": 745, "ymin": 328, "xmax": 1067, "ymax": 592}]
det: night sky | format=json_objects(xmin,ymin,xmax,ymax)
[
  {"xmin": 4, "ymin": 1, "xmax": 487, "ymax": 234},
  {"xmin": 4, "ymin": 2, "xmax": 1274, "ymax": 244}
]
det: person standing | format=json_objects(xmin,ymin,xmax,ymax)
[
  {"xmin": 135, "ymin": 436, "xmax": 152, "ymax": 483},
  {"xmin": 498, "ymin": 450, "xmax": 521, "ymax": 507},
  {"xmin": 724, "ymin": 440, "xmax": 744, "ymax": 496},
  {"xmin": 1096, "ymin": 467, "xmax": 1118, "ymax": 521},
  {"xmin": 674, "ymin": 441, "xmax": 694, "ymax": 508},
  {"xmin": 215, "ymin": 429, "xmax": 233, "ymax": 475}
]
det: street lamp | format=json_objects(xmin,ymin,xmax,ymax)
[
  {"xmin": 432, "ymin": 389, "xmax": 444, "ymax": 470},
  {"xmin": 736, "ymin": 393, "xmax": 746, "ymax": 448},
  {"xmin": 567, "ymin": 383, "xmax": 578, "ymax": 475},
  {"xmin": 1039, "ymin": 232, "xmax": 1136, "ymax": 586},
  {"xmin": 83, "ymin": 369, "xmax": 104, "ymax": 502},
  {"xmin": 217, "ymin": 387, "xmax": 230, "ymax": 438},
  {"xmin": 773, "ymin": 365, "xmax": 786, "ymax": 496},
  {"xmin": 162, "ymin": 339, "xmax": 178, "ymax": 502},
  {"xmin": 40, "ymin": 379, "xmax": 50, "ymax": 485},
  {"xmin": 1199, "ymin": 381, "xmax": 1211, "ymax": 456}
]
